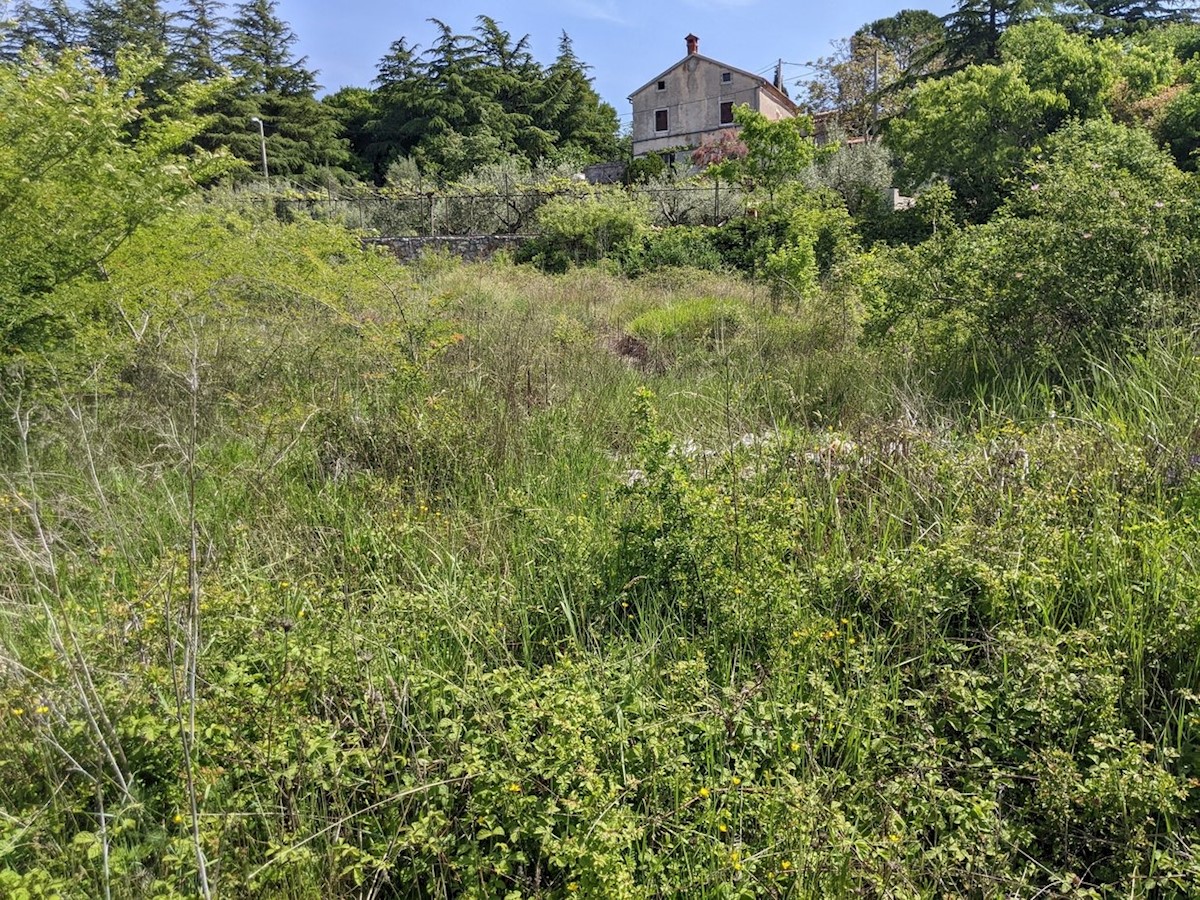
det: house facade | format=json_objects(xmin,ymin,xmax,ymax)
[{"xmin": 628, "ymin": 34, "xmax": 797, "ymax": 159}]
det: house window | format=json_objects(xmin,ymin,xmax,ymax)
[
  {"xmin": 720, "ymin": 101, "xmax": 734, "ymax": 125},
  {"xmin": 721, "ymin": 71, "xmax": 732, "ymax": 83},
  {"xmin": 657, "ymin": 80, "xmax": 666, "ymax": 91},
  {"xmin": 655, "ymin": 108, "xmax": 669, "ymax": 133}
]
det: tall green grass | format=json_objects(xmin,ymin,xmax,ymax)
[{"xmin": 1, "ymin": 219, "xmax": 1198, "ymax": 897}]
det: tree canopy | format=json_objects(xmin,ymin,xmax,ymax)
[{"xmin": 366, "ymin": 18, "xmax": 618, "ymax": 182}]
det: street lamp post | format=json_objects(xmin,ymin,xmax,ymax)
[{"xmin": 249, "ymin": 116, "xmax": 269, "ymax": 182}]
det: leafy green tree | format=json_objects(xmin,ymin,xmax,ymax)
[
  {"xmin": 887, "ymin": 61, "xmax": 1068, "ymax": 217},
  {"xmin": 802, "ymin": 140, "xmax": 895, "ymax": 216},
  {"xmin": 0, "ymin": 50, "xmax": 223, "ymax": 369},
  {"xmin": 860, "ymin": 8, "xmax": 947, "ymax": 73},
  {"xmin": 714, "ymin": 105, "xmax": 821, "ymax": 197},
  {"xmin": 998, "ymin": 18, "xmax": 1117, "ymax": 118},
  {"xmin": 801, "ymin": 34, "xmax": 905, "ymax": 138},
  {"xmin": 875, "ymin": 118, "xmax": 1195, "ymax": 374}
]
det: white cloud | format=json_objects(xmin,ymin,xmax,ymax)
[{"xmin": 566, "ymin": 0, "xmax": 628, "ymax": 24}]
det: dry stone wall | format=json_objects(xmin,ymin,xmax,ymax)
[{"xmin": 365, "ymin": 235, "xmax": 530, "ymax": 262}]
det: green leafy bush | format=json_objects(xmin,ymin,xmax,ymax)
[
  {"xmin": 518, "ymin": 191, "xmax": 648, "ymax": 272},
  {"xmin": 871, "ymin": 120, "xmax": 1198, "ymax": 380},
  {"xmin": 1161, "ymin": 83, "xmax": 1200, "ymax": 169},
  {"xmin": 0, "ymin": 51, "xmax": 225, "ymax": 380},
  {"xmin": 620, "ymin": 226, "xmax": 726, "ymax": 276}
]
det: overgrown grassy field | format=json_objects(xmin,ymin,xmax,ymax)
[{"xmin": 2, "ymin": 209, "xmax": 1199, "ymax": 898}]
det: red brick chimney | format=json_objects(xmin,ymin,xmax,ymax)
[{"xmin": 685, "ymin": 34, "xmax": 699, "ymax": 55}]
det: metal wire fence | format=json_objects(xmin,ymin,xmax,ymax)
[{"xmin": 269, "ymin": 183, "xmax": 748, "ymax": 236}]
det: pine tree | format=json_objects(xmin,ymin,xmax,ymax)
[
  {"xmin": 1073, "ymin": 0, "xmax": 1198, "ymax": 33},
  {"xmin": 202, "ymin": 0, "xmax": 349, "ymax": 181},
  {"xmin": 0, "ymin": 0, "xmax": 82, "ymax": 61},
  {"xmin": 81, "ymin": 0, "xmax": 172, "ymax": 78},
  {"xmin": 858, "ymin": 8, "xmax": 946, "ymax": 76},
  {"xmin": 362, "ymin": 20, "xmax": 619, "ymax": 180},
  {"xmin": 364, "ymin": 37, "xmax": 426, "ymax": 180},
  {"xmin": 538, "ymin": 32, "xmax": 619, "ymax": 162},
  {"xmin": 225, "ymin": 0, "xmax": 312, "ymax": 94},
  {"xmin": 471, "ymin": 16, "xmax": 554, "ymax": 162},
  {"xmin": 941, "ymin": 0, "xmax": 1055, "ymax": 66},
  {"xmin": 172, "ymin": 0, "xmax": 226, "ymax": 81}
]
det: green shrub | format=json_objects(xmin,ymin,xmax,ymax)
[
  {"xmin": 870, "ymin": 120, "xmax": 1198, "ymax": 382},
  {"xmin": 518, "ymin": 191, "xmax": 648, "ymax": 272},
  {"xmin": 621, "ymin": 226, "xmax": 726, "ymax": 276},
  {"xmin": 1161, "ymin": 83, "xmax": 1200, "ymax": 170}
]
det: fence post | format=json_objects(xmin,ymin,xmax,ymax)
[{"xmin": 714, "ymin": 179, "xmax": 720, "ymax": 225}]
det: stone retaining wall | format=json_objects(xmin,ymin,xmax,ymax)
[{"xmin": 365, "ymin": 235, "xmax": 532, "ymax": 262}]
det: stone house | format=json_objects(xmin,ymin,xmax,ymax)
[{"xmin": 628, "ymin": 34, "xmax": 798, "ymax": 160}]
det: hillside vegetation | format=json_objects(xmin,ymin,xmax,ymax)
[
  {"xmin": 2, "ymin": 6, "xmax": 1200, "ymax": 900},
  {"xmin": 2, "ymin": 207, "xmax": 1200, "ymax": 897}
]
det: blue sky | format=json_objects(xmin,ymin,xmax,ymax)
[{"xmin": 282, "ymin": 1, "xmax": 955, "ymax": 124}]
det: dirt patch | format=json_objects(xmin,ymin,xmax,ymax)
[{"xmin": 605, "ymin": 332, "xmax": 667, "ymax": 374}]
